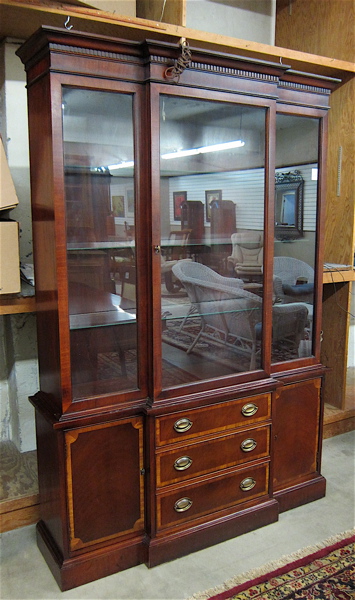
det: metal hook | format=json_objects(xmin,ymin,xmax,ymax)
[{"xmin": 64, "ymin": 16, "xmax": 73, "ymax": 30}]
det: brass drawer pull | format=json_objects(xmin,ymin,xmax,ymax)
[
  {"xmin": 241, "ymin": 402, "xmax": 258, "ymax": 417},
  {"xmin": 240, "ymin": 477, "xmax": 256, "ymax": 492},
  {"xmin": 241, "ymin": 438, "xmax": 257, "ymax": 452},
  {"xmin": 174, "ymin": 456, "xmax": 193, "ymax": 471},
  {"xmin": 174, "ymin": 497, "xmax": 193, "ymax": 512},
  {"xmin": 173, "ymin": 418, "xmax": 193, "ymax": 433}
]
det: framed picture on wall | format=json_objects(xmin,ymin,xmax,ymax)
[
  {"xmin": 173, "ymin": 191, "xmax": 187, "ymax": 221},
  {"xmin": 126, "ymin": 188, "xmax": 135, "ymax": 216},
  {"xmin": 112, "ymin": 195, "xmax": 125, "ymax": 218},
  {"xmin": 205, "ymin": 190, "xmax": 222, "ymax": 221}
]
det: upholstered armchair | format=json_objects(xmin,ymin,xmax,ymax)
[{"xmin": 227, "ymin": 232, "xmax": 263, "ymax": 281}]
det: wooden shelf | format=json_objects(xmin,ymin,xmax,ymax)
[
  {"xmin": 0, "ymin": 282, "xmax": 36, "ymax": 315},
  {"xmin": 0, "ymin": 294, "xmax": 36, "ymax": 315},
  {"xmin": 323, "ymin": 368, "xmax": 355, "ymax": 438},
  {"xmin": 323, "ymin": 268, "xmax": 355, "ymax": 285},
  {"xmin": 0, "ymin": 0, "xmax": 354, "ymax": 79},
  {"xmin": 1, "ymin": 269, "xmax": 352, "ymax": 315},
  {"xmin": 0, "ymin": 493, "xmax": 40, "ymax": 532}
]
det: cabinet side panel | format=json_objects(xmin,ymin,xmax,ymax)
[
  {"xmin": 27, "ymin": 74, "xmax": 62, "ymax": 407},
  {"xmin": 35, "ymin": 410, "xmax": 66, "ymax": 555},
  {"xmin": 273, "ymin": 379, "xmax": 321, "ymax": 490}
]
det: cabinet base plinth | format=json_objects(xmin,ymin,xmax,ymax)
[
  {"xmin": 36, "ymin": 521, "xmax": 146, "ymax": 591},
  {"xmin": 274, "ymin": 475, "xmax": 326, "ymax": 513},
  {"xmin": 146, "ymin": 499, "xmax": 279, "ymax": 568}
]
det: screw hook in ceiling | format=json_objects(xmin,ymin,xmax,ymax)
[{"xmin": 64, "ymin": 16, "xmax": 73, "ymax": 30}]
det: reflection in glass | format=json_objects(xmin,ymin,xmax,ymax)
[
  {"xmin": 275, "ymin": 170, "xmax": 304, "ymax": 240},
  {"xmin": 159, "ymin": 96, "xmax": 266, "ymax": 388},
  {"xmin": 62, "ymin": 88, "xmax": 137, "ymax": 399},
  {"xmin": 273, "ymin": 114, "xmax": 319, "ymax": 364}
]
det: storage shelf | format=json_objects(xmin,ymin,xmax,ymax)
[
  {"xmin": 2, "ymin": 268, "xmax": 353, "ymax": 315},
  {"xmin": 322, "ymin": 268, "xmax": 355, "ymax": 285},
  {"xmin": 0, "ymin": 0, "xmax": 354, "ymax": 79},
  {"xmin": 0, "ymin": 282, "xmax": 36, "ymax": 315}
]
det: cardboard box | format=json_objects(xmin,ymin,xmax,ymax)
[
  {"xmin": 0, "ymin": 220, "xmax": 21, "ymax": 294},
  {"xmin": 0, "ymin": 138, "xmax": 19, "ymax": 211}
]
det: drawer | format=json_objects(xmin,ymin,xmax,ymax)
[
  {"xmin": 156, "ymin": 393, "xmax": 271, "ymax": 447},
  {"xmin": 157, "ymin": 461, "xmax": 269, "ymax": 530},
  {"xmin": 157, "ymin": 425, "xmax": 270, "ymax": 487}
]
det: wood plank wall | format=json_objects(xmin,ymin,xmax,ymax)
[
  {"xmin": 136, "ymin": 0, "xmax": 186, "ymax": 26},
  {"xmin": 276, "ymin": 0, "xmax": 355, "ymax": 411}
]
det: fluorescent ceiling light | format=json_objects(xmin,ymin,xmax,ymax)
[
  {"xmin": 107, "ymin": 140, "xmax": 245, "ymax": 170},
  {"xmin": 107, "ymin": 160, "xmax": 134, "ymax": 170},
  {"xmin": 161, "ymin": 140, "xmax": 245, "ymax": 160}
]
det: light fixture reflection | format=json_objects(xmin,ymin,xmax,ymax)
[
  {"xmin": 161, "ymin": 139, "xmax": 245, "ymax": 159},
  {"xmin": 107, "ymin": 139, "xmax": 245, "ymax": 171},
  {"xmin": 107, "ymin": 160, "xmax": 134, "ymax": 170}
]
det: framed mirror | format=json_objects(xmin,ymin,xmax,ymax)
[{"xmin": 275, "ymin": 170, "xmax": 304, "ymax": 240}]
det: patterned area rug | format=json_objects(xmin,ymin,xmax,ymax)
[
  {"xmin": 188, "ymin": 531, "xmax": 355, "ymax": 600},
  {"xmin": 98, "ymin": 351, "xmax": 198, "ymax": 388},
  {"xmin": 0, "ymin": 441, "xmax": 38, "ymax": 501},
  {"xmin": 162, "ymin": 317, "xmax": 300, "ymax": 372}
]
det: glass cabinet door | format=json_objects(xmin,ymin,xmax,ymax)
[
  {"xmin": 272, "ymin": 113, "xmax": 320, "ymax": 364},
  {"xmin": 159, "ymin": 95, "xmax": 267, "ymax": 388},
  {"xmin": 62, "ymin": 88, "xmax": 138, "ymax": 400}
]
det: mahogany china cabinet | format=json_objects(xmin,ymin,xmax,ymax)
[{"xmin": 17, "ymin": 27, "xmax": 338, "ymax": 590}]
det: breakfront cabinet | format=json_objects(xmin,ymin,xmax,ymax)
[{"xmin": 17, "ymin": 27, "xmax": 338, "ymax": 590}]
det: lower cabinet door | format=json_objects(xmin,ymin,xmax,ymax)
[
  {"xmin": 273, "ymin": 379, "xmax": 321, "ymax": 491},
  {"xmin": 156, "ymin": 461, "xmax": 269, "ymax": 530},
  {"xmin": 65, "ymin": 416, "xmax": 144, "ymax": 551}
]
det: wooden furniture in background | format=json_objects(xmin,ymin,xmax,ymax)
[{"xmin": 181, "ymin": 200, "xmax": 204, "ymax": 245}]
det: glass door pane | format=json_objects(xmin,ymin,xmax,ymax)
[
  {"xmin": 62, "ymin": 88, "xmax": 137, "ymax": 400},
  {"xmin": 159, "ymin": 96, "xmax": 267, "ymax": 388},
  {"xmin": 272, "ymin": 114, "xmax": 320, "ymax": 364}
]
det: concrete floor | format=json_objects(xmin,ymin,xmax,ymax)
[{"xmin": 1, "ymin": 431, "xmax": 354, "ymax": 600}]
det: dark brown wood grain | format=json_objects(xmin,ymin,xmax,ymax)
[
  {"xmin": 156, "ymin": 425, "xmax": 270, "ymax": 487},
  {"xmin": 17, "ymin": 27, "xmax": 333, "ymax": 589},
  {"xmin": 156, "ymin": 394, "xmax": 271, "ymax": 446},
  {"xmin": 273, "ymin": 379, "xmax": 322, "ymax": 490}
]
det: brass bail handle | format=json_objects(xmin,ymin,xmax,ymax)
[
  {"xmin": 173, "ymin": 418, "xmax": 193, "ymax": 433},
  {"xmin": 174, "ymin": 497, "xmax": 193, "ymax": 512}
]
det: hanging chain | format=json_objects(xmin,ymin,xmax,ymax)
[{"xmin": 164, "ymin": 38, "xmax": 192, "ymax": 83}]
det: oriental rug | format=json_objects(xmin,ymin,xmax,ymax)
[
  {"xmin": 162, "ymin": 316, "xmax": 299, "ymax": 371},
  {"xmin": 188, "ymin": 531, "xmax": 355, "ymax": 600}
]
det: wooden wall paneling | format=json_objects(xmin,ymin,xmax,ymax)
[
  {"xmin": 276, "ymin": 0, "xmax": 355, "ymax": 62},
  {"xmin": 136, "ymin": 0, "xmax": 186, "ymax": 26},
  {"xmin": 324, "ymin": 79, "xmax": 355, "ymax": 266}
]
